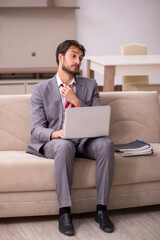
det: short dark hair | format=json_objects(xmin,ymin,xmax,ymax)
[{"xmin": 56, "ymin": 40, "xmax": 86, "ymax": 65}]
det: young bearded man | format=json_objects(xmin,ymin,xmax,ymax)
[{"xmin": 27, "ymin": 40, "xmax": 115, "ymax": 236}]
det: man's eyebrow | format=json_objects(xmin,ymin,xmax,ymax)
[{"xmin": 70, "ymin": 50, "xmax": 84, "ymax": 57}]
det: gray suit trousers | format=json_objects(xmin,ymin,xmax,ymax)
[{"xmin": 43, "ymin": 137, "xmax": 114, "ymax": 208}]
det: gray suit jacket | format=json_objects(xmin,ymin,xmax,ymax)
[{"xmin": 27, "ymin": 74, "xmax": 101, "ymax": 157}]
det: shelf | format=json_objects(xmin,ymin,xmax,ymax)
[
  {"xmin": 0, "ymin": 6, "xmax": 80, "ymax": 9},
  {"xmin": 0, "ymin": 67, "xmax": 57, "ymax": 79},
  {"xmin": 0, "ymin": 67, "xmax": 57, "ymax": 74},
  {"xmin": 0, "ymin": 0, "xmax": 79, "ymax": 9}
]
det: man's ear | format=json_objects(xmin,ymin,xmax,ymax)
[{"xmin": 58, "ymin": 53, "xmax": 63, "ymax": 64}]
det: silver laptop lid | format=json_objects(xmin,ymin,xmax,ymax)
[{"xmin": 64, "ymin": 105, "xmax": 111, "ymax": 139}]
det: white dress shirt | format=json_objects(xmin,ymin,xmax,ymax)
[{"xmin": 56, "ymin": 73, "xmax": 76, "ymax": 128}]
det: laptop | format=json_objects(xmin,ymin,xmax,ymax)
[{"xmin": 64, "ymin": 105, "xmax": 111, "ymax": 139}]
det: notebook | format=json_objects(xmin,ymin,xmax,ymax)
[{"xmin": 64, "ymin": 105, "xmax": 111, "ymax": 139}]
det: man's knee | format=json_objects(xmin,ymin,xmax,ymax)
[
  {"xmin": 44, "ymin": 139, "xmax": 76, "ymax": 159},
  {"xmin": 59, "ymin": 140, "xmax": 76, "ymax": 157},
  {"xmin": 97, "ymin": 138, "xmax": 114, "ymax": 154}
]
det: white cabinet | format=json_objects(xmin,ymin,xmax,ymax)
[
  {"xmin": 0, "ymin": 80, "xmax": 25, "ymax": 95},
  {"xmin": 0, "ymin": 79, "xmax": 47, "ymax": 95},
  {"xmin": 26, "ymin": 79, "xmax": 45, "ymax": 94},
  {"xmin": 0, "ymin": 67, "xmax": 56, "ymax": 95}
]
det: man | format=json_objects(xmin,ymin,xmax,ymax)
[{"xmin": 27, "ymin": 40, "xmax": 115, "ymax": 236}]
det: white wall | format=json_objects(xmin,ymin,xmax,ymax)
[{"xmin": 76, "ymin": 0, "xmax": 160, "ymax": 85}]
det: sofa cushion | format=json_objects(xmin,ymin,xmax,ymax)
[
  {"xmin": 113, "ymin": 143, "xmax": 160, "ymax": 185},
  {"xmin": 0, "ymin": 144, "xmax": 160, "ymax": 192},
  {"xmin": 0, "ymin": 151, "xmax": 96, "ymax": 192}
]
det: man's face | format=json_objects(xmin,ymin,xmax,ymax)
[{"xmin": 60, "ymin": 46, "xmax": 84, "ymax": 76}]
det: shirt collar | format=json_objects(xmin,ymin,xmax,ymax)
[{"xmin": 56, "ymin": 73, "xmax": 76, "ymax": 88}]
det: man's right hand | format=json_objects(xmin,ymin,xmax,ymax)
[{"xmin": 51, "ymin": 129, "xmax": 64, "ymax": 139}]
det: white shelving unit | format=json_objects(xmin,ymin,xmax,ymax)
[{"xmin": 0, "ymin": 0, "xmax": 79, "ymax": 9}]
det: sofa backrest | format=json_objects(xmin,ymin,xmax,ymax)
[
  {"xmin": 0, "ymin": 91, "xmax": 160, "ymax": 151},
  {"xmin": 0, "ymin": 95, "xmax": 31, "ymax": 151},
  {"xmin": 100, "ymin": 91, "xmax": 160, "ymax": 144}
]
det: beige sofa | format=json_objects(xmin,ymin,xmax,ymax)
[{"xmin": 0, "ymin": 91, "xmax": 160, "ymax": 218}]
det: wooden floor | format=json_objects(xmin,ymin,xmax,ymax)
[{"xmin": 0, "ymin": 205, "xmax": 160, "ymax": 240}]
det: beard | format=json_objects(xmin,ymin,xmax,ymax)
[{"xmin": 62, "ymin": 64, "xmax": 80, "ymax": 76}]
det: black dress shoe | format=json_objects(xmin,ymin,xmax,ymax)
[
  {"xmin": 58, "ymin": 213, "xmax": 75, "ymax": 236},
  {"xmin": 95, "ymin": 210, "xmax": 114, "ymax": 233}
]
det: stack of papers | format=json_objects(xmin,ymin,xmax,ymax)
[{"xmin": 114, "ymin": 140, "xmax": 153, "ymax": 157}]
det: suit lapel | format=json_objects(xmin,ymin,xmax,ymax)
[
  {"xmin": 48, "ymin": 75, "xmax": 61, "ymax": 102},
  {"xmin": 75, "ymin": 75, "xmax": 85, "ymax": 100},
  {"xmin": 48, "ymin": 75, "xmax": 63, "ymax": 128}
]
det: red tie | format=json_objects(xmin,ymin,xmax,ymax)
[{"xmin": 61, "ymin": 84, "xmax": 75, "ymax": 109}]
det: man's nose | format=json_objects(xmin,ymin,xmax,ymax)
[{"xmin": 75, "ymin": 57, "xmax": 81, "ymax": 65}]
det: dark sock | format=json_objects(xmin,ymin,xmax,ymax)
[
  {"xmin": 59, "ymin": 207, "xmax": 71, "ymax": 216},
  {"xmin": 97, "ymin": 204, "xmax": 107, "ymax": 212}
]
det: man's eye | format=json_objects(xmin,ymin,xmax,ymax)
[{"xmin": 72, "ymin": 54, "xmax": 76, "ymax": 58}]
